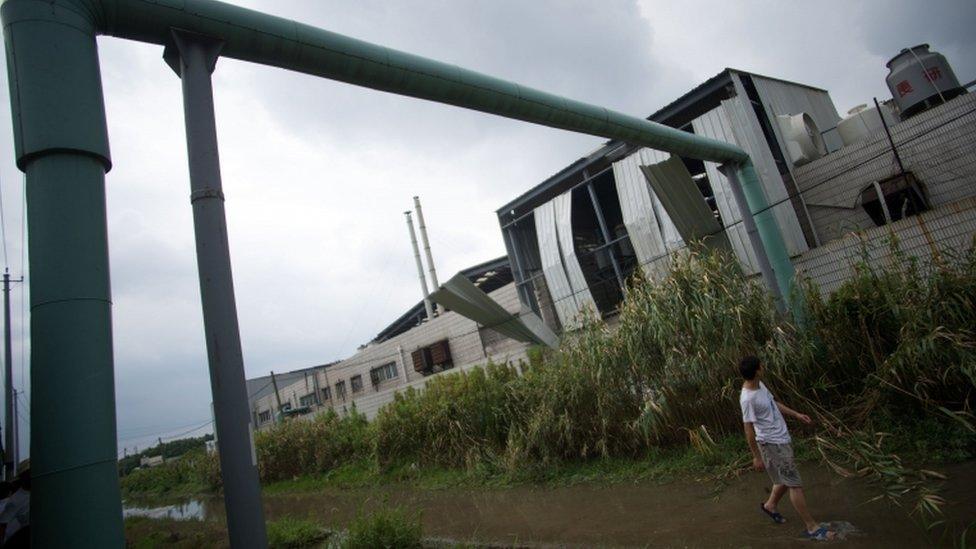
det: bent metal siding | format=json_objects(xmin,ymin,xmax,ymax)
[{"xmin": 253, "ymin": 282, "xmax": 531, "ymax": 428}]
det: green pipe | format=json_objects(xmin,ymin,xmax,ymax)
[
  {"xmin": 735, "ymin": 161, "xmax": 801, "ymax": 314},
  {"xmin": 2, "ymin": 2, "xmax": 122, "ymax": 547},
  {"xmin": 26, "ymin": 154, "xmax": 123, "ymax": 548}
]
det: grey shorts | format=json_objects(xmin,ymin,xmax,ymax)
[{"xmin": 759, "ymin": 442, "xmax": 802, "ymax": 487}]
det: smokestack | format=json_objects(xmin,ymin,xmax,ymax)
[
  {"xmin": 413, "ymin": 196, "xmax": 442, "ymax": 314},
  {"xmin": 405, "ymin": 211, "xmax": 434, "ymax": 320}
]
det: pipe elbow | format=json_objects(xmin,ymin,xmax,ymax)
[{"xmin": 2, "ymin": 0, "xmax": 111, "ymax": 171}]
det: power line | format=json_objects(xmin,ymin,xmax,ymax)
[
  {"xmin": 117, "ymin": 417, "xmax": 214, "ymax": 440},
  {"xmin": 160, "ymin": 419, "xmax": 213, "ymax": 441},
  {"xmin": 15, "ymin": 391, "xmax": 28, "ymax": 427}
]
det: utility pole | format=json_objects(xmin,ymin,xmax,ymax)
[
  {"xmin": 3, "ymin": 270, "xmax": 23, "ymax": 481},
  {"xmin": 10, "ymin": 390, "xmax": 16, "ymax": 474}
]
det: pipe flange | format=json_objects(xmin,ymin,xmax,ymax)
[{"xmin": 190, "ymin": 188, "xmax": 225, "ymax": 203}]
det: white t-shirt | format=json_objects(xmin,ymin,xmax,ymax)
[{"xmin": 740, "ymin": 381, "xmax": 791, "ymax": 444}]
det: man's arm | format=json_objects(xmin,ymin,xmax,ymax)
[
  {"xmin": 743, "ymin": 422, "xmax": 764, "ymax": 471},
  {"xmin": 776, "ymin": 401, "xmax": 812, "ymax": 424}
]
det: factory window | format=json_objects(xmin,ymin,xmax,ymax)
[
  {"xmin": 320, "ymin": 386, "xmax": 331, "ymax": 401},
  {"xmin": 370, "ymin": 362, "xmax": 398, "ymax": 388},
  {"xmin": 258, "ymin": 410, "xmax": 271, "ymax": 424},
  {"xmin": 335, "ymin": 380, "xmax": 346, "ymax": 401},
  {"xmin": 861, "ymin": 173, "xmax": 929, "ymax": 227},
  {"xmin": 350, "ymin": 375, "xmax": 364, "ymax": 394},
  {"xmin": 299, "ymin": 393, "xmax": 317, "ymax": 407}
]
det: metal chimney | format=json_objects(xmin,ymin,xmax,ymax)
[
  {"xmin": 405, "ymin": 211, "xmax": 434, "ymax": 320},
  {"xmin": 413, "ymin": 196, "xmax": 442, "ymax": 314}
]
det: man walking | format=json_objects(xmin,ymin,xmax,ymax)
[{"xmin": 739, "ymin": 355, "xmax": 833, "ymax": 541}]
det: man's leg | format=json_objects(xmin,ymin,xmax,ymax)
[
  {"xmin": 787, "ymin": 487, "xmax": 819, "ymax": 532},
  {"xmin": 764, "ymin": 484, "xmax": 788, "ymax": 513}
]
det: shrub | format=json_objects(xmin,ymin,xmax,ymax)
[
  {"xmin": 256, "ymin": 408, "xmax": 372, "ymax": 483},
  {"xmin": 342, "ymin": 506, "xmax": 422, "ymax": 549},
  {"xmin": 266, "ymin": 517, "xmax": 327, "ymax": 549}
]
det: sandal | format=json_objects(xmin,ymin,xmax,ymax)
[
  {"xmin": 800, "ymin": 526, "xmax": 833, "ymax": 541},
  {"xmin": 760, "ymin": 503, "xmax": 786, "ymax": 524}
]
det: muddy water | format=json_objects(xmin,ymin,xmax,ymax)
[{"xmin": 129, "ymin": 462, "xmax": 976, "ymax": 547}]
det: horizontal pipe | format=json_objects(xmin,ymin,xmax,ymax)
[{"xmin": 4, "ymin": 0, "xmax": 747, "ymax": 170}]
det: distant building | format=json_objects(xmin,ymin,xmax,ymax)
[
  {"xmin": 139, "ymin": 455, "xmax": 164, "ymax": 468},
  {"xmin": 249, "ymin": 257, "xmax": 533, "ymax": 429}
]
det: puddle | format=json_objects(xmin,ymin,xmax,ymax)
[
  {"xmin": 125, "ymin": 461, "xmax": 976, "ymax": 547},
  {"xmin": 123, "ymin": 498, "xmax": 211, "ymax": 521}
]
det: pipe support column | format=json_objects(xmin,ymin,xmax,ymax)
[
  {"xmin": 732, "ymin": 161, "xmax": 801, "ymax": 317},
  {"xmin": 2, "ymin": 2, "xmax": 123, "ymax": 546},
  {"xmin": 165, "ymin": 29, "xmax": 268, "ymax": 548}
]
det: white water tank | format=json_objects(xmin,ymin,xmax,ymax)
[
  {"xmin": 886, "ymin": 44, "xmax": 966, "ymax": 119},
  {"xmin": 837, "ymin": 103, "xmax": 898, "ymax": 147},
  {"xmin": 776, "ymin": 113, "xmax": 826, "ymax": 167}
]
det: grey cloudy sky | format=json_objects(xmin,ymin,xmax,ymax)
[{"xmin": 0, "ymin": 0, "xmax": 971, "ymax": 454}]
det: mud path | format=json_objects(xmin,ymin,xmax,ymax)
[{"xmin": 127, "ymin": 462, "xmax": 976, "ymax": 547}]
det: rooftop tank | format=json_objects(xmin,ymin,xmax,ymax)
[{"xmin": 886, "ymin": 44, "xmax": 965, "ymax": 119}]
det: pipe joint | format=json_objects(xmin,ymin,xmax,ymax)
[{"xmin": 190, "ymin": 187, "xmax": 225, "ymax": 203}]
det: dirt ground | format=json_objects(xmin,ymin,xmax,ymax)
[{"xmin": 128, "ymin": 461, "xmax": 976, "ymax": 547}]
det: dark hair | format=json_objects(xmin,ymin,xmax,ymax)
[
  {"xmin": 739, "ymin": 355, "xmax": 761, "ymax": 380},
  {"xmin": 0, "ymin": 482, "xmax": 11, "ymax": 499}
]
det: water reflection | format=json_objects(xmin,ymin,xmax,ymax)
[{"xmin": 124, "ymin": 499, "xmax": 207, "ymax": 521}]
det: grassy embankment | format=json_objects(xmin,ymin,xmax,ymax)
[{"xmin": 123, "ymin": 241, "xmax": 976, "ymax": 520}]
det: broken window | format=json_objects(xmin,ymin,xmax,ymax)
[
  {"xmin": 335, "ymin": 380, "xmax": 346, "ymax": 401},
  {"xmin": 320, "ymin": 386, "xmax": 331, "ymax": 401},
  {"xmin": 350, "ymin": 374, "xmax": 363, "ymax": 394},
  {"xmin": 861, "ymin": 172, "xmax": 929, "ymax": 226}
]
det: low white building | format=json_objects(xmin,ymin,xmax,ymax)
[{"xmin": 249, "ymin": 258, "xmax": 535, "ymax": 429}]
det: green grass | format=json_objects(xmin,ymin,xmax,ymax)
[
  {"xmin": 267, "ymin": 517, "xmax": 329, "ymax": 549},
  {"xmin": 341, "ymin": 506, "xmax": 422, "ymax": 549}
]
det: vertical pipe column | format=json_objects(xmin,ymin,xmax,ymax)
[
  {"xmin": 731, "ymin": 161, "xmax": 801, "ymax": 317},
  {"xmin": 2, "ymin": 2, "xmax": 124, "ymax": 545},
  {"xmin": 165, "ymin": 29, "xmax": 268, "ymax": 548},
  {"xmin": 405, "ymin": 211, "xmax": 434, "ymax": 319},
  {"xmin": 413, "ymin": 196, "xmax": 442, "ymax": 314},
  {"xmin": 3, "ymin": 272, "xmax": 13, "ymax": 481},
  {"xmin": 721, "ymin": 165, "xmax": 784, "ymax": 313}
]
